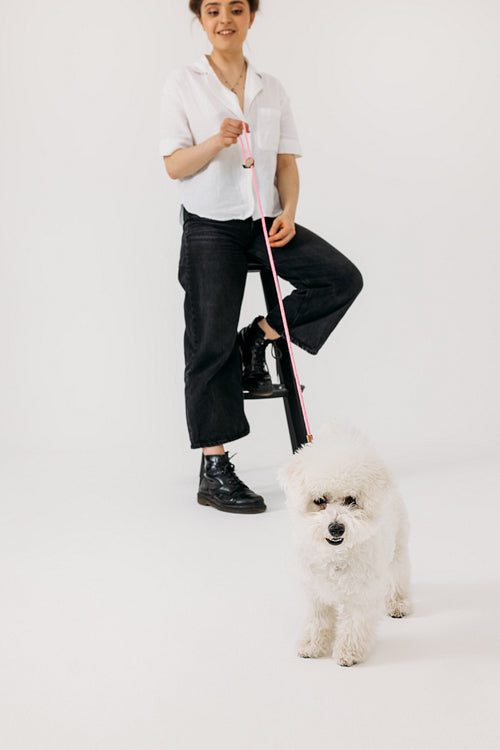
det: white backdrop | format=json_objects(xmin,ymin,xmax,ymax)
[{"xmin": 1, "ymin": 0, "xmax": 499, "ymax": 481}]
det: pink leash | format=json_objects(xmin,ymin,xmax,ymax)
[{"xmin": 238, "ymin": 124, "xmax": 313, "ymax": 444}]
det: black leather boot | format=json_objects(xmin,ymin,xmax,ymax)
[
  {"xmin": 198, "ymin": 452, "xmax": 267, "ymax": 514},
  {"xmin": 238, "ymin": 316, "xmax": 274, "ymax": 396}
]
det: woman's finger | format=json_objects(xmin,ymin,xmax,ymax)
[
  {"xmin": 271, "ymin": 220, "xmax": 293, "ymax": 237},
  {"xmin": 269, "ymin": 230, "xmax": 289, "ymax": 245},
  {"xmin": 269, "ymin": 223, "xmax": 296, "ymax": 247},
  {"xmin": 222, "ymin": 124, "xmax": 240, "ymax": 135},
  {"xmin": 270, "ymin": 233, "xmax": 294, "ymax": 247}
]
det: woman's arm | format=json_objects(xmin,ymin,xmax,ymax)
[
  {"xmin": 268, "ymin": 153, "xmax": 300, "ymax": 247},
  {"xmin": 164, "ymin": 135, "xmax": 223, "ymax": 180},
  {"xmin": 163, "ymin": 118, "xmax": 250, "ymax": 180}
]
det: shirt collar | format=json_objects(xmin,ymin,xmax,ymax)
[
  {"xmin": 193, "ymin": 54, "xmax": 263, "ymax": 78},
  {"xmin": 192, "ymin": 55, "xmax": 264, "ymax": 118}
]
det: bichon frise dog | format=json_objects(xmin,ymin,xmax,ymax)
[{"xmin": 279, "ymin": 422, "xmax": 411, "ymax": 666}]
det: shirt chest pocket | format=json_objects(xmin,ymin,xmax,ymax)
[{"xmin": 256, "ymin": 107, "xmax": 280, "ymax": 151}]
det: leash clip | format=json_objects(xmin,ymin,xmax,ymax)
[{"xmin": 242, "ymin": 156, "xmax": 255, "ymax": 169}]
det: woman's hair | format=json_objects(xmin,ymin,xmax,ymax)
[{"xmin": 189, "ymin": 0, "xmax": 260, "ymax": 17}]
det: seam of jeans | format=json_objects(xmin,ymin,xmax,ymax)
[
  {"xmin": 184, "ymin": 231, "xmax": 199, "ymax": 353},
  {"xmin": 181, "ymin": 228, "xmax": 200, "ymax": 444}
]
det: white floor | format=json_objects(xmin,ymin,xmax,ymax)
[{"xmin": 1, "ymin": 447, "xmax": 499, "ymax": 750}]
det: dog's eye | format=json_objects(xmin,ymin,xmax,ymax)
[
  {"xmin": 343, "ymin": 496, "xmax": 357, "ymax": 506},
  {"xmin": 313, "ymin": 496, "xmax": 328, "ymax": 507}
]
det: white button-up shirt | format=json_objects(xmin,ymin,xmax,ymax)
[{"xmin": 159, "ymin": 55, "xmax": 302, "ymax": 222}]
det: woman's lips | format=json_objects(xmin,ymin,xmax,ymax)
[{"xmin": 218, "ymin": 30, "xmax": 235, "ymax": 36}]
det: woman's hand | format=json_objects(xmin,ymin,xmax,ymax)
[
  {"xmin": 268, "ymin": 212, "xmax": 296, "ymax": 247},
  {"xmin": 218, "ymin": 118, "xmax": 250, "ymax": 148}
]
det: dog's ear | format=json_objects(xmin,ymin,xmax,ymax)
[
  {"xmin": 372, "ymin": 462, "xmax": 393, "ymax": 491},
  {"xmin": 363, "ymin": 461, "xmax": 396, "ymax": 506}
]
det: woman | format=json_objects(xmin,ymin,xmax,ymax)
[{"xmin": 160, "ymin": 0, "xmax": 363, "ymax": 514}]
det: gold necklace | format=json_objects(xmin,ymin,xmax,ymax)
[{"xmin": 209, "ymin": 56, "xmax": 246, "ymax": 93}]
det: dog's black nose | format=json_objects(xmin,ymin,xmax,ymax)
[{"xmin": 328, "ymin": 522, "xmax": 345, "ymax": 538}]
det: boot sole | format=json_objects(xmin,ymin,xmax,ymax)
[
  {"xmin": 244, "ymin": 387, "xmax": 274, "ymax": 397},
  {"xmin": 197, "ymin": 492, "xmax": 267, "ymax": 514},
  {"xmin": 242, "ymin": 381, "xmax": 274, "ymax": 397}
]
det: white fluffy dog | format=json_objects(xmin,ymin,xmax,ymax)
[{"xmin": 279, "ymin": 422, "xmax": 411, "ymax": 666}]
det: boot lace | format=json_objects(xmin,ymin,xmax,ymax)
[
  {"xmin": 270, "ymin": 341, "xmax": 282, "ymax": 360},
  {"xmin": 219, "ymin": 453, "xmax": 247, "ymax": 491},
  {"xmin": 250, "ymin": 336, "xmax": 270, "ymax": 372}
]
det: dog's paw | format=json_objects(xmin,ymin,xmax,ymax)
[
  {"xmin": 334, "ymin": 644, "xmax": 363, "ymax": 667},
  {"xmin": 337, "ymin": 656, "xmax": 358, "ymax": 667},
  {"xmin": 334, "ymin": 648, "xmax": 361, "ymax": 667},
  {"xmin": 297, "ymin": 637, "xmax": 332, "ymax": 659},
  {"xmin": 386, "ymin": 598, "xmax": 411, "ymax": 618}
]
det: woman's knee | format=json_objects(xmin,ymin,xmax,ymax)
[
  {"xmin": 327, "ymin": 259, "xmax": 363, "ymax": 301},
  {"xmin": 321, "ymin": 245, "xmax": 363, "ymax": 300}
]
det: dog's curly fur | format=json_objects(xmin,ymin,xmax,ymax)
[{"xmin": 279, "ymin": 422, "xmax": 411, "ymax": 666}]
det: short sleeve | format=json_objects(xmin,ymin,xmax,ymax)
[
  {"xmin": 159, "ymin": 72, "xmax": 194, "ymax": 157},
  {"xmin": 278, "ymin": 83, "xmax": 302, "ymax": 158}
]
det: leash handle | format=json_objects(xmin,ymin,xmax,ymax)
[{"xmin": 238, "ymin": 124, "xmax": 313, "ymax": 443}]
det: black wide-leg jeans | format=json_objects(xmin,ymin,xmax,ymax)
[{"xmin": 178, "ymin": 208, "xmax": 363, "ymax": 449}]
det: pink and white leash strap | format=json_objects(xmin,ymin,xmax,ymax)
[{"xmin": 238, "ymin": 123, "xmax": 313, "ymax": 444}]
